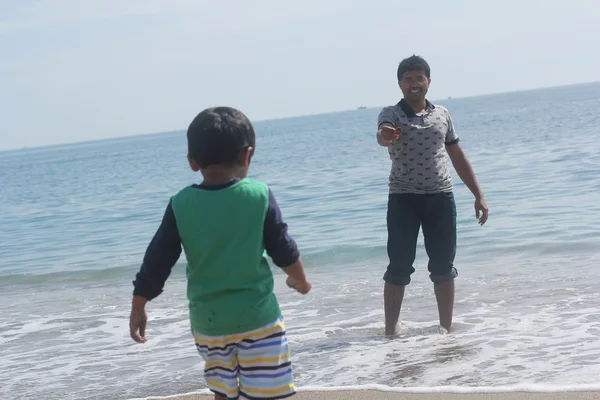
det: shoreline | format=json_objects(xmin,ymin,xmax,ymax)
[
  {"xmin": 130, "ymin": 385, "xmax": 600, "ymax": 400},
  {"xmin": 152, "ymin": 393, "xmax": 600, "ymax": 400}
]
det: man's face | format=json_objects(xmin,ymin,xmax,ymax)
[{"xmin": 398, "ymin": 70, "xmax": 430, "ymax": 102}]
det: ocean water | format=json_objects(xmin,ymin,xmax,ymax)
[{"xmin": 1, "ymin": 83, "xmax": 600, "ymax": 400}]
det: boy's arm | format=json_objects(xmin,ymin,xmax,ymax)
[
  {"xmin": 263, "ymin": 189, "xmax": 311, "ymax": 294},
  {"xmin": 132, "ymin": 200, "xmax": 183, "ymax": 300},
  {"xmin": 130, "ymin": 200, "xmax": 182, "ymax": 343}
]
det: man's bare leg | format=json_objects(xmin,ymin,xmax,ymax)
[
  {"xmin": 434, "ymin": 280, "xmax": 454, "ymax": 332},
  {"xmin": 214, "ymin": 393, "xmax": 226, "ymax": 400},
  {"xmin": 384, "ymin": 282, "xmax": 405, "ymax": 336}
]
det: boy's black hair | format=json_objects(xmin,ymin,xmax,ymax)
[
  {"xmin": 397, "ymin": 55, "xmax": 431, "ymax": 81},
  {"xmin": 187, "ymin": 107, "xmax": 256, "ymax": 169}
]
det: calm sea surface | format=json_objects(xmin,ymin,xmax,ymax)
[{"xmin": 1, "ymin": 84, "xmax": 600, "ymax": 400}]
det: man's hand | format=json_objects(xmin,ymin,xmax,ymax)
[
  {"xmin": 377, "ymin": 125, "xmax": 401, "ymax": 146},
  {"xmin": 475, "ymin": 197, "xmax": 489, "ymax": 226},
  {"xmin": 129, "ymin": 296, "xmax": 148, "ymax": 343},
  {"xmin": 286, "ymin": 277, "xmax": 312, "ymax": 295}
]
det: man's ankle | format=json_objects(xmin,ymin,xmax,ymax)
[
  {"xmin": 434, "ymin": 280, "xmax": 455, "ymax": 332},
  {"xmin": 384, "ymin": 282, "xmax": 405, "ymax": 336}
]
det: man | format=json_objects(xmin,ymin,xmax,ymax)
[{"xmin": 377, "ymin": 55, "xmax": 488, "ymax": 335}]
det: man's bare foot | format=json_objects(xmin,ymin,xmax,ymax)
[
  {"xmin": 385, "ymin": 327, "xmax": 398, "ymax": 337},
  {"xmin": 438, "ymin": 325, "xmax": 454, "ymax": 334}
]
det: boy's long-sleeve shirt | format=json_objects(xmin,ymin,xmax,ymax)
[{"xmin": 132, "ymin": 179, "xmax": 300, "ymax": 335}]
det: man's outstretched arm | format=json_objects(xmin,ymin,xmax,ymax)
[{"xmin": 377, "ymin": 107, "xmax": 400, "ymax": 146}]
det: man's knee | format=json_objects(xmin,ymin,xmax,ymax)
[
  {"xmin": 429, "ymin": 267, "xmax": 458, "ymax": 284},
  {"xmin": 383, "ymin": 268, "xmax": 413, "ymax": 286}
]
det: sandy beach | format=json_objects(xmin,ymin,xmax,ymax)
[{"xmin": 144, "ymin": 390, "xmax": 600, "ymax": 400}]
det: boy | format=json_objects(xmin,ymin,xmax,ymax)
[{"xmin": 129, "ymin": 106, "xmax": 311, "ymax": 400}]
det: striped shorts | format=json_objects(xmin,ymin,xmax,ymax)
[{"xmin": 193, "ymin": 317, "xmax": 295, "ymax": 400}]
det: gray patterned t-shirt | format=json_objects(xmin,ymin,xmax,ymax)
[{"xmin": 377, "ymin": 99, "xmax": 459, "ymax": 194}]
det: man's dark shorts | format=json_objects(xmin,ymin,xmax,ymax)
[{"xmin": 384, "ymin": 192, "xmax": 458, "ymax": 286}]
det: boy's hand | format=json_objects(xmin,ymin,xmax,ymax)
[
  {"xmin": 286, "ymin": 277, "xmax": 312, "ymax": 295},
  {"xmin": 129, "ymin": 296, "xmax": 148, "ymax": 343}
]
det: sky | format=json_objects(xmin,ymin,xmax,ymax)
[{"xmin": 1, "ymin": 0, "xmax": 599, "ymax": 150}]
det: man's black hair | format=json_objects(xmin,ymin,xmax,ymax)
[
  {"xmin": 187, "ymin": 107, "xmax": 256, "ymax": 169},
  {"xmin": 397, "ymin": 55, "xmax": 431, "ymax": 81}
]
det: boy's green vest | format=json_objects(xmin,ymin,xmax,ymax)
[{"xmin": 171, "ymin": 179, "xmax": 281, "ymax": 336}]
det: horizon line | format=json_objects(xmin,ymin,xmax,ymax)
[{"xmin": 1, "ymin": 80, "xmax": 598, "ymax": 154}]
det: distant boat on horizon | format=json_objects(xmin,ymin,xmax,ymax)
[{"xmin": 357, "ymin": 105, "xmax": 367, "ymax": 110}]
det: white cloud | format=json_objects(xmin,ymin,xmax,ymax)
[
  {"xmin": 0, "ymin": 0, "xmax": 366, "ymax": 35},
  {"xmin": 0, "ymin": 0, "xmax": 182, "ymax": 34}
]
